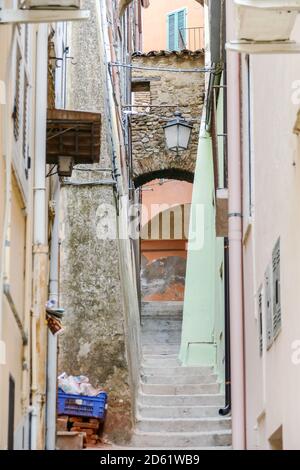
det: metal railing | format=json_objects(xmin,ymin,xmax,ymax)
[{"xmin": 179, "ymin": 27, "xmax": 205, "ymax": 51}]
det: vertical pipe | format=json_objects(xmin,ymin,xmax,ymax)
[
  {"xmin": 219, "ymin": 237, "xmax": 231, "ymax": 415},
  {"xmin": 226, "ymin": 0, "xmax": 246, "ymax": 450},
  {"xmin": 46, "ymin": 180, "xmax": 60, "ymax": 450},
  {"xmin": 31, "ymin": 23, "xmax": 48, "ymax": 451}
]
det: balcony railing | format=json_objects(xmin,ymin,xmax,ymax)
[{"xmin": 179, "ymin": 27, "xmax": 205, "ymax": 51}]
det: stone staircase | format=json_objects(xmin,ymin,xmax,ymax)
[{"xmin": 130, "ymin": 301, "xmax": 232, "ymax": 450}]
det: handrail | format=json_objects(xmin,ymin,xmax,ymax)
[{"xmin": 179, "ymin": 27, "xmax": 205, "ymax": 51}]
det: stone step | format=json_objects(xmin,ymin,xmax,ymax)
[
  {"xmin": 142, "ymin": 345, "xmax": 180, "ymax": 355},
  {"xmin": 142, "ymin": 335, "xmax": 181, "ymax": 345},
  {"xmin": 141, "ymin": 374, "xmax": 218, "ymax": 385},
  {"xmin": 142, "ymin": 328, "xmax": 182, "ymax": 336},
  {"xmin": 130, "ymin": 430, "xmax": 232, "ymax": 448},
  {"xmin": 141, "ymin": 322, "xmax": 183, "ymax": 333},
  {"xmin": 138, "ymin": 392, "xmax": 225, "ymax": 407},
  {"xmin": 141, "ymin": 366, "xmax": 214, "ymax": 376},
  {"xmin": 140, "ymin": 382, "xmax": 220, "ymax": 395},
  {"xmin": 142, "ymin": 301, "xmax": 183, "ymax": 317},
  {"xmin": 137, "ymin": 404, "xmax": 223, "ymax": 419},
  {"xmin": 142, "ymin": 354, "xmax": 181, "ymax": 367},
  {"xmin": 136, "ymin": 417, "xmax": 232, "ymax": 433},
  {"xmin": 56, "ymin": 432, "xmax": 85, "ymax": 450}
]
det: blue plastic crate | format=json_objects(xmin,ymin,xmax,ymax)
[{"xmin": 57, "ymin": 389, "xmax": 107, "ymax": 419}]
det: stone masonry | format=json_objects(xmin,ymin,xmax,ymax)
[
  {"xmin": 58, "ymin": 0, "xmax": 140, "ymax": 445},
  {"xmin": 131, "ymin": 51, "xmax": 205, "ymax": 186}
]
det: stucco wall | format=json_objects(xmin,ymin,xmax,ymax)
[
  {"xmin": 241, "ymin": 30, "xmax": 300, "ymax": 449},
  {"xmin": 0, "ymin": 20, "xmax": 38, "ymax": 449},
  {"xmin": 142, "ymin": 0, "xmax": 204, "ymax": 52}
]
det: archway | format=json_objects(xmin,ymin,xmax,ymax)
[
  {"xmin": 138, "ymin": 175, "xmax": 193, "ymax": 302},
  {"xmin": 141, "ymin": 203, "xmax": 191, "ymax": 302},
  {"xmin": 134, "ymin": 168, "xmax": 194, "ymax": 188}
]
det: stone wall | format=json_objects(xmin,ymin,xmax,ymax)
[
  {"xmin": 58, "ymin": 0, "xmax": 140, "ymax": 444},
  {"xmin": 131, "ymin": 51, "xmax": 205, "ymax": 185}
]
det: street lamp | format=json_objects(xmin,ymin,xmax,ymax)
[{"xmin": 164, "ymin": 111, "xmax": 193, "ymax": 153}]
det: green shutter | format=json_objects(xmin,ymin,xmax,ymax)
[
  {"xmin": 177, "ymin": 9, "xmax": 186, "ymax": 49},
  {"xmin": 167, "ymin": 9, "xmax": 186, "ymax": 51}
]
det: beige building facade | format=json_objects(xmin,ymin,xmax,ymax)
[
  {"xmin": 0, "ymin": 1, "xmax": 90, "ymax": 450},
  {"xmin": 0, "ymin": 16, "xmax": 49, "ymax": 449}
]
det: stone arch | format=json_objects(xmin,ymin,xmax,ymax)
[
  {"xmin": 134, "ymin": 168, "xmax": 194, "ymax": 188},
  {"xmin": 130, "ymin": 50, "xmax": 204, "ymax": 189}
]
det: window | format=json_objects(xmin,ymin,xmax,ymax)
[
  {"xmin": 167, "ymin": 9, "xmax": 187, "ymax": 51},
  {"xmin": 132, "ymin": 80, "xmax": 151, "ymax": 112},
  {"xmin": 262, "ymin": 238, "xmax": 282, "ymax": 354},
  {"xmin": 265, "ymin": 266, "xmax": 273, "ymax": 350},
  {"xmin": 272, "ymin": 239, "xmax": 281, "ymax": 338},
  {"xmin": 258, "ymin": 286, "xmax": 263, "ymax": 356}
]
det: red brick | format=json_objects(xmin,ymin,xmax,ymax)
[
  {"xmin": 89, "ymin": 418, "xmax": 100, "ymax": 425},
  {"xmin": 56, "ymin": 418, "xmax": 68, "ymax": 432},
  {"xmin": 70, "ymin": 421, "xmax": 99, "ymax": 430},
  {"xmin": 70, "ymin": 416, "xmax": 83, "ymax": 422}
]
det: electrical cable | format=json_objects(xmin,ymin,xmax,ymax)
[{"xmin": 110, "ymin": 62, "xmax": 217, "ymax": 74}]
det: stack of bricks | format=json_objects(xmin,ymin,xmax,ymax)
[
  {"xmin": 70, "ymin": 417, "xmax": 101, "ymax": 447},
  {"xmin": 57, "ymin": 416, "xmax": 102, "ymax": 448}
]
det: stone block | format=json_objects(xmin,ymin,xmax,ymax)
[{"xmin": 56, "ymin": 432, "xmax": 85, "ymax": 450}]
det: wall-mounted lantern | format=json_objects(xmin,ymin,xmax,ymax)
[{"xmin": 163, "ymin": 111, "xmax": 193, "ymax": 153}]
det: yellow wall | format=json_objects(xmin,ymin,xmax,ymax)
[
  {"xmin": 0, "ymin": 20, "xmax": 48, "ymax": 449},
  {"xmin": 10, "ymin": 178, "xmax": 26, "ymax": 321},
  {"xmin": 142, "ymin": 0, "xmax": 204, "ymax": 52}
]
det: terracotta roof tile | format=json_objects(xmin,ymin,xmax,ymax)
[{"xmin": 132, "ymin": 49, "xmax": 205, "ymax": 58}]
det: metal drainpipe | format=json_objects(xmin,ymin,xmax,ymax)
[
  {"xmin": 31, "ymin": 23, "xmax": 48, "ymax": 450},
  {"xmin": 219, "ymin": 237, "xmax": 231, "ymax": 416},
  {"xmin": 46, "ymin": 178, "xmax": 60, "ymax": 450},
  {"xmin": 226, "ymin": 0, "xmax": 246, "ymax": 450}
]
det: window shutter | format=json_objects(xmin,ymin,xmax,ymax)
[
  {"xmin": 168, "ymin": 13, "xmax": 176, "ymax": 51},
  {"xmin": 167, "ymin": 9, "xmax": 186, "ymax": 51},
  {"xmin": 23, "ymin": 76, "xmax": 30, "ymax": 179},
  {"xmin": 258, "ymin": 286, "xmax": 263, "ymax": 356},
  {"xmin": 272, "ymin": 239, "xmax": 281, "ymax": 338},
  {"xmin": 265, "ymin": 266, "xmax": 273, "ymax": 350},
  {"xmin": 13, "ymin": 26, "xmax": 32, "ymax": 182},
  {"xmin": 177, "ymin": 9, "xmax": 186, "ymax": 49},
  {"xmin": 13, "ymin": 49, "xmax": 22, "ymax": 141}
]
